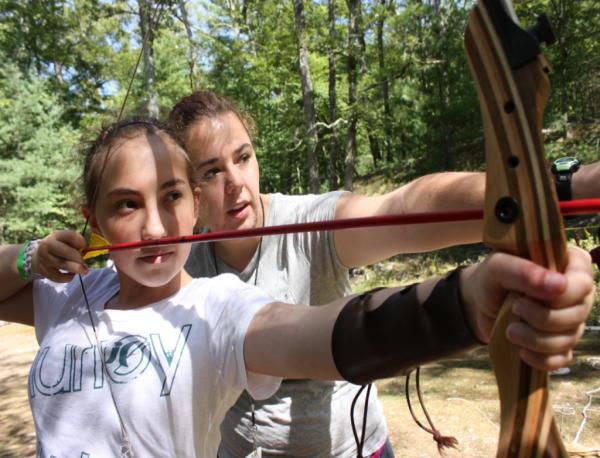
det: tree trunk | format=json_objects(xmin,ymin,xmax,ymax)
[
  {"xmin": 177, "ymin": 0, "xmax": 199, "ymax": 91},
  {"xmin": 344, "ymin": 0, "xmax": 362, "ymax": 191},
  {"xmin": 327, "ymin": 0, "xmax": 340, "ymax": 190},
  {"xmin": 139, "ymin": 0, "xmax": 159, "ymax": 118},
  {"xmin": 378, "ymin": 0, "xmax": 393, "ymax": 162},
  {"xmin": 293, "ymin": 0, "xmax": 320, "ymax": 193},
  {"xmin": 368, "ymin": 134, "xmax": 381, "ymax": 165}
]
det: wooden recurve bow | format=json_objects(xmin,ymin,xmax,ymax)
[{"xmin": 465, "ymin": 1, "xmax": 568, "ymax": 457}]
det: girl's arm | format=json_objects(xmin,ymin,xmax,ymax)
[
  {"xmin": 244, "ymin": 246, "xmax": 594, "ymax": 381},
  {"xmin": 0, "ymin": 244, "xmax": 35, "ymax": 325},
  {"xmin": 0, "ymin": 231, "xmax": 88, "ymax": 326}
]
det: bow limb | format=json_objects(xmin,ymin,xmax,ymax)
[{"xmin": 465, "ymin": 1, "xmax": 568, "ymax": 457}]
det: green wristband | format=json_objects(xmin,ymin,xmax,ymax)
[{"xmin": 16, "ymin": 240, "xmax": 30, "ymax": 280}]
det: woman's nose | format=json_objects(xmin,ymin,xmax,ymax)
[{"xmin": 225, "ymin": 166, "xmax": 243, "ymax": 195}]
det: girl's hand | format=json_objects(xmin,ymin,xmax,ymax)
[
  {"xmin": 32, "ymin": 230, "xmax": 89, "ymax": 283},
  {"xmin": 461, "ymin": 246, "xmax": 595, "ymax": 371}
]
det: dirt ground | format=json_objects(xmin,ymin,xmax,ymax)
[
  {"xmin": 0, "ymin": 324, "xmax": 37, "ymax": 458},
  {"xmin": 1, "ymin": 323, "xmax": 599, "ymax": 458}
]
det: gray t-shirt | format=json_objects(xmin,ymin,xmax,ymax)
[{"xmin": 185, "ymin": 192, "xmax": 388, "ymax": 457}]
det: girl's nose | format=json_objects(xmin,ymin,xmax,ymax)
[{"xmin": 142, "ymin": 206, "xmax": 167, "ymax": 240}]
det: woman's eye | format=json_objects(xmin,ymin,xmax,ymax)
[
  {"xmin": 202, "ymin": 168, "xmax": 220, "ymax": 181},
  {"xmin": 239, "ymin": 152, "xmax": 251, "ymax": 164},
  {"xmin": 166, "ymin": 191, "xmax": 183, "ymax": 202}
]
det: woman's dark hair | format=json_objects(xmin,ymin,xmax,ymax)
[
  {"xmin": 167, "ymin": 90, "xmax": 256, "ymax": 141},
  {"xmin": 82, "ymin": 117, "xmax": 193, "ymax": 209}
]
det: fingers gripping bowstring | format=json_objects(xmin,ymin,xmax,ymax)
[{"xmin": 77, "ymin": 2, "xmax": 169, "ymax": 456}]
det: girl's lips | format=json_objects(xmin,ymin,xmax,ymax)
[{"xmin": 138, "ymin": 251, "xmax": 173, "ymax": 264}]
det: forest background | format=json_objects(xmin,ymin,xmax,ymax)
[{"xmin": 0, "ymin": 0, "xmax": 599, "ymax": 317}]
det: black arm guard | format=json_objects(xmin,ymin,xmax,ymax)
[{"xmin": 331, "ymin": 268, "xmax": 482, "ymax": 385}]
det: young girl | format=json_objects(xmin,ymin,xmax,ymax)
[{"xmin": 0, "ymin": 119, "xmax": 594, "ymax": 458}]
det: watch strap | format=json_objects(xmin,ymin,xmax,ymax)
[{"xmin": 554, "ymin": 173, "xmax": 572, "ymax": 201}]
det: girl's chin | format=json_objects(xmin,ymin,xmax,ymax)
[
  {"xmin": 130, "ymin": 271, "xmax": 182, "ymax": 290},
  {"xmin": 114, "ymin": 257, "xmax": 186, "ymax": 285}
]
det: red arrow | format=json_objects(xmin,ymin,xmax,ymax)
[{"xmin": 81, "ymin": 198, "xmax": 600, "ymax": 256}]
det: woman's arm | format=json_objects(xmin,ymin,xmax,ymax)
[
  {"xmin": 244, "ymin": 246, "xmax": 594, "ymax": 381},
  {"xmin": 334, "ymin": 161, "xmax": 600, "ymax": 268},
  {"xmin": 572, "ymin": 161, "xmax": 600, "ymax": 199},
  {"xmin": 334, "ymin": 171, "xmax": 486, "ymax": 267}
]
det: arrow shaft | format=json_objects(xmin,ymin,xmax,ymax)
[{"xmin": 81, "ymin": 198, "xmax": 600, "ymax": 255}]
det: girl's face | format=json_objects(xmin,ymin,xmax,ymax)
[
  {"xmin": 88, "ymin": 133, "xmax": 199, "ymax": 289},
  {"xmin": 183, "ymin": 113, "xmax": 261, "ymax": 232}
]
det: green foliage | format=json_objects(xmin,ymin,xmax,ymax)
[
  {"xmin": 0, "ymin": 0, "xmax": 127, "ymax": 124},
  {"xmin": 0, "ymin": 0, "xmax": 598, "ymax": 242},
  {"xmin": 515, "ymin": 0, "xmax": 600, "ymax": 123},
  {"xmin": 0, "ymin": 60, "xmax": 81, "ymax": 242}
]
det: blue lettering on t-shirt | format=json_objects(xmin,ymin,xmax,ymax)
[
  {"xmin": 29, "ymin": 325, "xmax": 192, "ymax": 398},
  {"xmin": 151, "ymin": 324, "xmax": 191, "ymax": 396}
]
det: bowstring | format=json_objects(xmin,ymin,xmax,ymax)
[{"xmin": 77, "ymin": 2, "xmax": 169, "ymax": 456}]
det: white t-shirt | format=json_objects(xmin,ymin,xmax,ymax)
[{"xmin": 30, "ymin": 268, "xmax": 281, "ymax": 458}]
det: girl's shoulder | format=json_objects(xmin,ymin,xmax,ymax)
[
  {"xmin": 35, "ymin": 267, "xmax": 118, "ymax": 301},
  {"xmin": 182, "ymin": 273, "xmax": 254, "ymax": 299},
  {"xmin": 180, "ymin": 274, "xmax": 272, "ymax": 312},
  {"xmin": 33, "ymin": 267, "xmax": 119, "ymax": 342}
]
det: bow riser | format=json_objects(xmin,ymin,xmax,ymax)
[
  {"xmin": 466, "ymin": 6, "xmax": 566, "ymax": 267},
  {"xmin": 465, "ymin": 1, "xmax": 568, "ymax": 457}
]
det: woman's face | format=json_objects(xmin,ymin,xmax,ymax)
[
  {"xmin": 183, "ymin": 112, "xmax": 261, "ymax": 232},
  {"xmin": 88, "ymin": 132, "xmax": 199, "ymax": 289}
]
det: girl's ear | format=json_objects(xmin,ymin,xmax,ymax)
[{"xmin": 82, "ymin": 206, "xmax": 103, "ymax": 236}]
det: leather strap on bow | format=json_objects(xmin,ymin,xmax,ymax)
[{"xmin": 465, "ymin": 1, "xmax": 568, "ymax": 457}]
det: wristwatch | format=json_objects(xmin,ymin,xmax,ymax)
[{"xmin": 551, "ymin": 156, "xmax": 580, "ymax": 201}]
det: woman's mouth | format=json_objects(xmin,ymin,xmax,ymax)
[{"xmin": 227, "ymin": 203, "xmax": 249, "ymax": 219}]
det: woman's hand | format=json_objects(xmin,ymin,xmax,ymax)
[
  {"xmin": 33, "ymin": 230, "xmax": 89, "ymax": 283},
  {"xmin": 461, "ymin": 246, "xmax": 595, "ymax": 371}
]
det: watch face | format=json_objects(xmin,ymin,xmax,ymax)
[{"xmin": 553, "ymin": 156, "xmax": 581, "ymax": 174}]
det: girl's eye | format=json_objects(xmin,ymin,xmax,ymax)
[{"xmin": 115, "ymin": 200, "xmax": 137, "ymax": 211}]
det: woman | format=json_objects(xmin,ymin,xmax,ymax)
[
  {"xmin": 0, "ymin": 118, "xmax": 593, "ymax": 457},
  {"xmin": 167, "ymin": 91, "xmax": 592, "ymax": 457}
]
